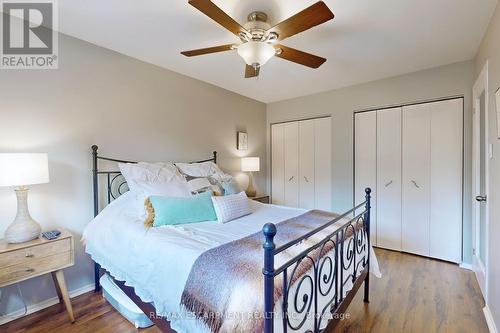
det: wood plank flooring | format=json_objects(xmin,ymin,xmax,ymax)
[{"xmin": 1, "ymin": 249, "xmax": 488, "ymax": 333}]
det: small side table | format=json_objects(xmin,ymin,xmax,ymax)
[
  {"xmin": 250, "ymin": 195, "xmax": 270, "ymax": 204},
  {"xmin": 0, "ymin": 230, "xmax": 75, "ymax": 322}
]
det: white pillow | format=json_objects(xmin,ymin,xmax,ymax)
[
  {"xmin": 119, "ymin": 162, "xmax": 191, "ymax": 197},
  {"xmin": 211, "ymin": 191, "xmax": 251, "ymax": 224},
  {"xmin": 176, "ymin": 161, "xmax": 224, "ymax": 178},
  {"xmin": 187, "ymin": 177, "xmax": 212, "ymax": 193}
]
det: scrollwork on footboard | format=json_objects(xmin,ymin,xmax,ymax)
[{"xmin": 263, "ymin": 188, "xmax": 372, "ymax": 333}]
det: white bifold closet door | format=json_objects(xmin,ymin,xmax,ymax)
[
  {"xmin": 284, "ymin": 122, "xmax": 300, "ymax": 207},
  {"xmin": 299, "ymin": 120, "xmax": 315, "ymax": 209},
  {"xmin": 402, "ymin": 99, "xmax": 463, "ymax": 262},
  {"xmin": 376, "ymin": 108, "xmax": 402, "ymax": 251},
  {"xmin": 429, "ymin": 99, "xmax": 463, "ymax": 262},
  {"xmin": 271, "ymin": 123, "xmax": 285, "ymax": 205},
  {"xmin": 354, "ymin": 112, "xmax": 377, "ymax": 245},
  {"xmin": 402, "ymin": 104, "xmax": 432, "ymax": 257},
  {"xmin": 314, "ymin": 118, "xmax": 332, "ymax": 211},
  {"xmin": 355, "ymin": 98, "xmax": 462, "ymax": 262},
  {"xmin": 271, "ymin": 117, "xmax": 332, "ymax": 210}
]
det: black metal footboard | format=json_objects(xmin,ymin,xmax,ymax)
[{"xmin": 262, "ymin": 188, "xmax": 371, "ymax": 333}]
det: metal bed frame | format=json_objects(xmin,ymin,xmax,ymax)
[{"xmin": 91, "ymin": 145, "xmax": 371, "ymax": 333}]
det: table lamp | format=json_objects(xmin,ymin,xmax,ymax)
[
  {"xmin": 241, "ymin": 157, "xmax": 259, "ymax": 197},
  {"xmin": 0, "ymin": 153, "xmax": 49, "ymax": 243}
]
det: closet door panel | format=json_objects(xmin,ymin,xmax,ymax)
[
  {"xmin": 299, "ymin": 120, "xmax": 315, "ymax": 209},
  {"xmin": 376, "ymin": 108, "xmax": 402, "ymax": 251},
  {"xmin": 314, "ymin": 117, "xmax": 332, "ymax": 211},
  {"xmin": 430, "ymin": 99, "xmax": 463, "ymax": 263},
  {"xmin": 284, "ymin": 122, "xmax": 299, "ymax": 207},
  {"xmin": 271, "ymin": 124, "xmax": 285, "ymax": 205},
  {"xmin": 354, "ymin": 111, "xmax": 377, "ymax": 245},
  {"xmin": 402, "ymin": 104, "xmax": 431, "ymax": 257}
]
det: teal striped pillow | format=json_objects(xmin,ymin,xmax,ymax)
[{"xmin": 146, "ymin": 191, "xmax": 217, "ymax": 227}]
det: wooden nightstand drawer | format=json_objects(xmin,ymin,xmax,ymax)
[
  {"xmin": 0, "ymin": 251, "xmax": 72, "ymax": 287},
  {"xmin": 0, "ymin": 238, "xmax": 71, "ymax": 268}
]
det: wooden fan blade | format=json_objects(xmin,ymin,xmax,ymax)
[
  {"xmin": 268, "ymin": 1, "xmax": 334, "ymax": 41},
  {"xmin": 275, "ymin": 44, "xmax": 326, "ymax": 68},
  {"xmin": 181, "ymin": 44, "xmax": 235, "ymax": 57},
  {"xmin": 188, "ymin": 0, "xmax": 247, "ymax": 37},
  {"xmin": 245, "ymin": 65, "xmax": 260, "ymax": 78}
]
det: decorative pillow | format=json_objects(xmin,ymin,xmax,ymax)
[
  {"xmin": 220, "ymin": 177, "xmax": 241, "ymax": 195},
  {"xmin": 187, "ymin": 177, "xmax": 213, "ymax": 194},
  {"xmin": 211, "ymin": 191, "xmax": 251, "ymax": 224},
  {"xmin": 185, "ymin": 175, "xmax": 224, "ymax": 196},
  {"xmin": 144, "ymin": 191, "xmax": 217, "ymax": 227},
  {"xmin": 119, "ymin": 162, "xmax": 191, "ymax": 197},
  {"xmin": 175, "ymin": 161, "xmax": 225, "ymax": 178}
]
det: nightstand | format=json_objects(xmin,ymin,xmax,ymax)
[
  {"xmin": 251, "ymin": 195, "xmax": 270, "ymax": 204},
  {"xmin": 0, "ymin": 230, "xmax": 75, "ymax": 322}
]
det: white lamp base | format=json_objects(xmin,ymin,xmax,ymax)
[{"xmin": 4, "ymin": 188, "xmax": 41, "ymax": 243}]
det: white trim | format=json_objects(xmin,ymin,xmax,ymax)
[
  {"xmin": 0, "ymin": 283, "xmax": 95, "ymax": 325},
  {"xmin": 472, "ymin": 60, "xmax": 489, "ymax": 301},
  {"xmin": 459, "ymin": 262, "xmax": 473, "ymax": 270},
  {"xmin": 484, "ymin": 306, "xmax": 498, "ymax": 333}
]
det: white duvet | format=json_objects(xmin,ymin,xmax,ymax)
[{"xmin": 83, "ymin": 191, "xmax": 380, "ymax": 333}]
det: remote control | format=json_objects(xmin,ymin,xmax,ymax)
[{"xmin": 42, "ymin": 230, "xmax": 61, "ymax": 240}]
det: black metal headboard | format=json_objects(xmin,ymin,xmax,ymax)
[
  {"xmin": 91, "ymin": 145, "xmax": 217, "ymax": 218},
  {"xmin": 91, "ymin": 145, "xmax": 217, "ymax": 292}
]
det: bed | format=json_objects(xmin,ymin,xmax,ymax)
[{"xmin": 84, "ymin": 145, "xmax": 380, "ymax": 333}]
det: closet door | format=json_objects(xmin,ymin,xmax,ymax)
[
  {"xmin": 376, "ymin": 108, "xmax": 402, "ymax": 251},
  {"xmin": 314, "ymin": 117, "xmax": 332, "ymax": 211},
  {"xmin": 402, "ymin": 104, "xmax": 431, "ymax": 257},
  {"xmin": 354, "ymin": 111, "xmax": 377, "ymax": 245},
  {"xmin": 299, "ymin": 120, "xmax": 315, "ymax": 209},
  {"xmin": 430, "ymin": 99, "xmax": 463, "ymax": 263},
  {"xmin": 271, "ymin": 123, "xmax": 285, "ymax": 205},
  {"xmin": 284, "ymin": 122, "xmax": 299, "ymax": 207}
]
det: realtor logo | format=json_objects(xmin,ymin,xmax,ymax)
[{"xmin": 1, "ymin": 0, "xmax": 58, "ymax": 69}]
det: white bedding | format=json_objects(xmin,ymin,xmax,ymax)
[{"xmin": 83, "ymin": 191, "xmax": 380, "ymax": 332}]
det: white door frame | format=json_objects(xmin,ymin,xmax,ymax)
[{"xmin": 472, "ymin": 61, "xmax": 489, "ymax": 301}]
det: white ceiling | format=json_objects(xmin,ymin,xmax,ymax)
[{"xmin": 57, "ymin": 0, "xmax": 497, "ymax": 103}]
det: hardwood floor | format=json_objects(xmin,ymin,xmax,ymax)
[
  {"xmin": 334, "ymin": 249, "xmax": 488, "ymax": 333},
  {"xmin": 1, "ymin": 249, "xmax": 488, "ymax": 333}
]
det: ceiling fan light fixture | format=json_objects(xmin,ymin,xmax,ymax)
[{"xmin": 237, "ymin": 41, "xmax": 275, "ymax": 67}]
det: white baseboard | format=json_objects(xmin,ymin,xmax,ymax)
[
  {"xmin": 460, "ymin": 262, "xmax": 473, "ymax": 270},
  {"xmin": 484, "ymin": 306, "xmax": 499, "ymax": 333},
  {"xmin": 0, "ymin": 283, "xmax": 95, "ymax": 326}
]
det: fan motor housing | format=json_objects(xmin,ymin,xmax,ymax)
[{"xmin": 243, "ymin": 11, "xmax": 272, "ymax": 41}]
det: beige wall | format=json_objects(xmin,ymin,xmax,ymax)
[
  {"xmin": 475, "ymin": 2, "xmax": 500, "ymax": 328},
  {"xmin": 267, "ymin": 60, "xmax": 475, "ymax": 263},
  {"xmin": 0, "ymin": 33, "xmax": 266, "ymax": 315}
]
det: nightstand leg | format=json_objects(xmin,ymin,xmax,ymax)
[
  {"xmin": 52, "ymin": 269, "xmax": 75, "ymax": 323},
  {"xmin": 51, "ymin": 271, "xmax": 63, "ymax": 302}
]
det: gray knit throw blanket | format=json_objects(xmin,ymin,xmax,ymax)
[{"xmin": 180, "ymin": 210, "xmax": 361, "ymax": 333}]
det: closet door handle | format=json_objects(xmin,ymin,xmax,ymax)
[
  {"xmin": 475, "ymin": 195, "xmax": 487, "ymax": 202},
  {"xmin": 288, "ymin": 176, "xmax": 294, "ymax": 182},
  {"xmin": 411, "ymin": 180, "xmax": 420, "ymax": 189},
  {"xmin": 385, "ymin": 180, "xmax": 393, "ymax": 187},
  {"xmin": 303, "ymin": 176, "xmax": 309, "ymax": 183}
]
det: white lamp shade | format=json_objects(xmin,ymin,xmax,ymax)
[
  {"xmin": 237, "ymin": 41, "xmax": 276, "ymax": 66},
  {"xmin": 0, "ymin": 153, "xmax": 49, "ymax": 187},
  {"xmin": 241, "ymin": 157, "xmax": 260, "ymax": 172}
]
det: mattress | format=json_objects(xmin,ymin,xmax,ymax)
[{"xmin": 83, "ymin": 191, "xmax": 380, "ymax": 332}]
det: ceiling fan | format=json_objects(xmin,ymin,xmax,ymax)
[{"xmin": 181, "ymin": 0, "xmax": 334, "ymax": 78}]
